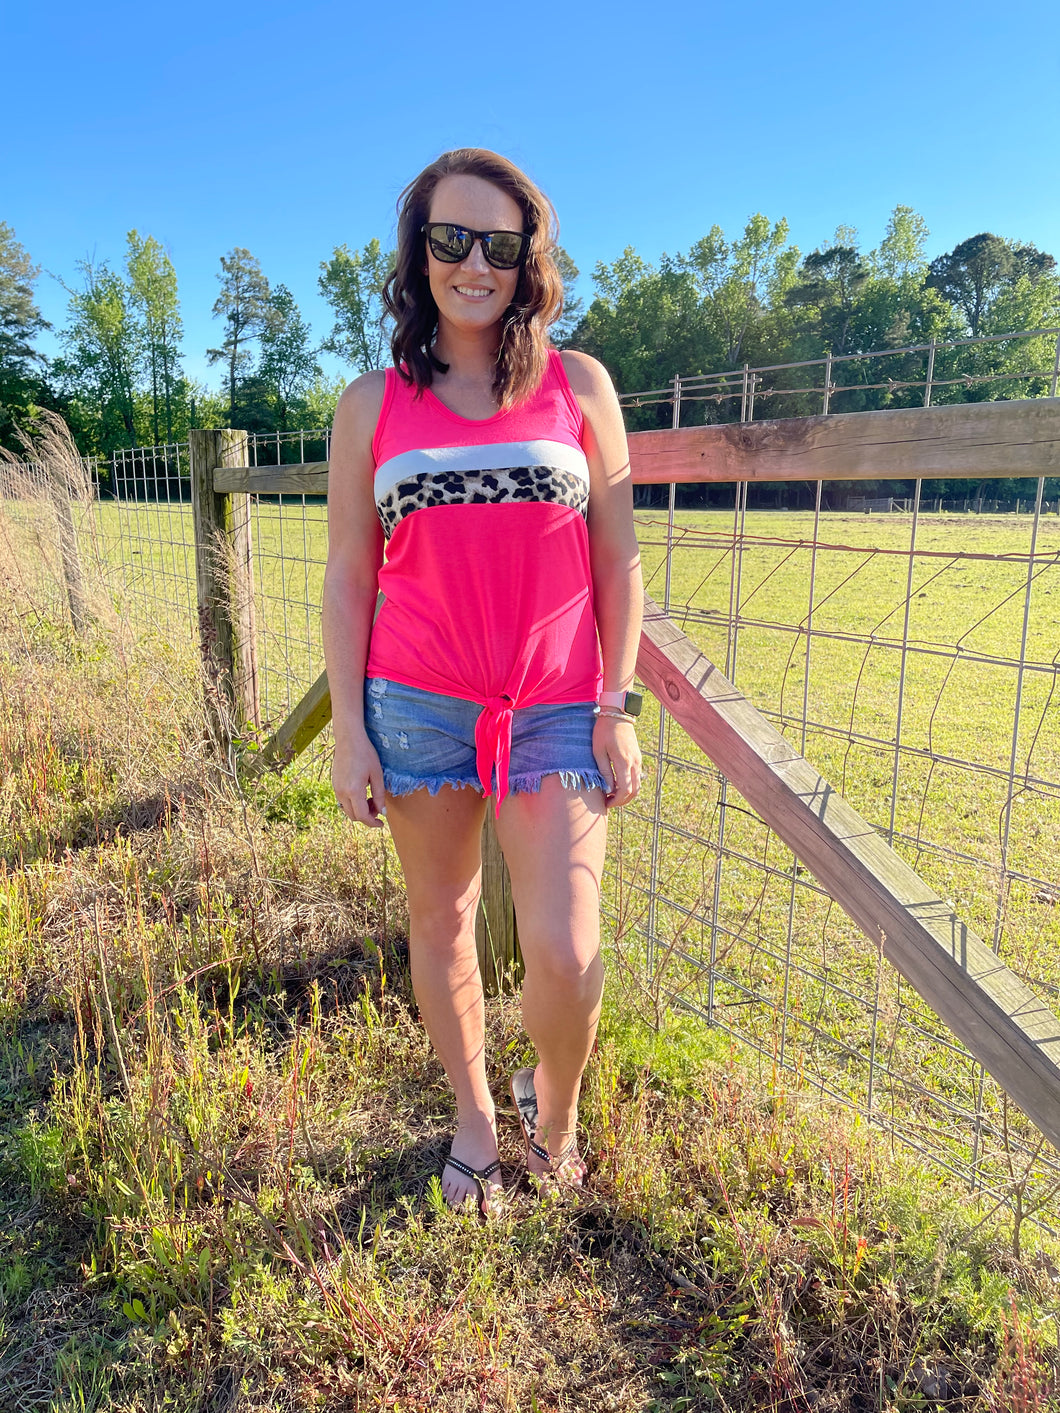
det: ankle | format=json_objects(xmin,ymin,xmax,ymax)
[
  {"xmin": 532, "ymin": 1067, "xmax": 578, "ymax": 1134},
  {"xmin": 454, "ymin": 1107, "xmax": 497, "ymax": 1136}
]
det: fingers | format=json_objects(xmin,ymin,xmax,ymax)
[
  {"xmin": 592, "ymin": 718, "xmax": 642, "ymax": 809},
  {"xmin": 367, "ymin": 760, "xmax": 387, "ymax": 824},
  {"xmin": 338, "ymin": 790, "xmax": 385, "ymax": 828},
  {"xmin": 332, "ymin": 766, "xmax": 387, "ymax": 829}
]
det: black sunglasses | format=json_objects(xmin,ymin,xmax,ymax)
[{"xmin": 422, "ymin": 222, "xmax": 530, "ymax": 270}]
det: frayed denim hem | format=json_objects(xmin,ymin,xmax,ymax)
[
  {"xmin": 507, "ymin": 768, "xmax": 609, "ymax": 797},
  {"xmin": 381, "ymin": 771, "xmax": 480, "ymax": 798},
  {"xmin": 380, "ymin": 768, "xmax": 609, "ymax": 800}
]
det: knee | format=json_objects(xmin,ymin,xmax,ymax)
[
  {"xmin": 407, "ymin": 887, "xmax": 480, "ymax": 949},
  {"xmin": 524, "ymin": 941, "xmax": 603, "ymax": 1000}
]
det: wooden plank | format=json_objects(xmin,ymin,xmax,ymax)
[
  {"xmin": 190, "ymin": 430, "xmax": 237, "ymax": 749},
  {"xmin": 252, "ymin": 668, "xmax": 333, "ymax": 773},
  {"xmin": 636, "ymin": 594, "xmax": 1060, "ymax": 1150},
  {"xmin": 209, "ymin": 400, "xmax": 1060, "ymax": 495},
  {"xmin": 213, "ymin": 463, "xmax": 329, "ymax": 495},
  {"xmin": 627, "ymin": 397, "xmax": 1060, "ymax": 484}
]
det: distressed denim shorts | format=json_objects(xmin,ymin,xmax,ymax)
[{"xmin": 363, "ymin": 677, "xmax": 609, "ymax": 800}]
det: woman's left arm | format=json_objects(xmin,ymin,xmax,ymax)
[{"xmin": 562, "ymin": 349, "xmax": 644, "ymax": 808}]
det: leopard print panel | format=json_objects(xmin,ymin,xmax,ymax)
[{"xmin": 376, "ymin": 464, "xmax": 589, "ymax": 539}]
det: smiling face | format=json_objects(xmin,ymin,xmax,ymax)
[{"xmin": 426, "ymin": 173, "xmax": 525, "ymax": 342}]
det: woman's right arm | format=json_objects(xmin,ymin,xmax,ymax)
[{"xmin": 322, "ymin": 371, "xmax": 387, "ymax": 827}]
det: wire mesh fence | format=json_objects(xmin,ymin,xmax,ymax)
[
  {"xmin": 616, "ymin": 492, "xmax": 1059, "ymax": 1217},
  {"xmin": 5, "ymin": 331, "xmax": 1059, "ymax": 1223},
  {"xmin": 618, "ymin": 326, "xmax": 1060, "ymax": 431},
  {"xmin": 610, "ymin": 362, "xmax": 1060, "ymax": 1227},
  {"xmin": 245, "ymin": 430, "xmax": 330, "ymax": 730},
  {"xmin": 100, "ymin": 444, "xmax": 198, "ymax": 641}
]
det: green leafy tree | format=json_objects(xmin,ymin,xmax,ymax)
[
  {"xmin": 0, "ymin": 223, "xmax": 51, "ymax": 449},
  {"xmin": 318, "ymin": 238, "xmax": 393, "ymax": 372},
  {"xmin": 258, "ymin": 285, "xmax": 322, "ymax": 432},
  {"xmin": 785, "ymin": 237, "xmax": 872, "ymax": 356},
  {"xmin": 869, "ymin": 206, "xmax": 930, "ymax": 282},
  {"xmin": 303, "ymin": 372, "xmax": 347, "ymax": 428},
  {"xmin": 926, "ymin": 234, "xmax": 1056, "ymax": 337},
  {"xmin": 571, "ymin": 247, "xmax": 710, "ymax": 419},
  {"xmin": 207, "ymin": 247, "xmax": 271, "ymax": 423},
  {"xmin": 56, "ymin": 258, "xmax": 143, "ymax": 449},
  {"xmin": 126, "ymin": 231, "xmax": 183, "ymax": 444},
  {"xmin": 682, "ymin": 214, "xmax": 799, "ymax": 367},
  {"xmin": 551, "ymin": 245, "xmax": 584, "ymax": 345}
]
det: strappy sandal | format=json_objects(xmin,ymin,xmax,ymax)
[
  {"xmin": 510, "ymin": 1067, "xmax": 585, "ymax": 1185},
  {"xmin": 441, "ymin": 1153, "xmax": 503, "ymax": 1216}
]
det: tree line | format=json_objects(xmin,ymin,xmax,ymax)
[{"xmin": 1, "ymin": 207, "xmax": 1058, "ymax": 480}]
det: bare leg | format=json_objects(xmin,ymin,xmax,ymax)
[
  {"xmin": 497, "ymin": 777, "xmax": 607, "ymax": 1181},
  {"xmin": 384, "ymin": 785, "xmax": 499, "ymax": 1211}
]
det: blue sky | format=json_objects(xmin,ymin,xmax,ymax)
[{"xmin": 4, "ymin": 0, "xmax": 1059, "ymax": 387}]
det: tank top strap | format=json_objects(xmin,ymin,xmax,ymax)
[{"xmin": 543, "ymin": 348, "xmax": 585, "ymax": 440}]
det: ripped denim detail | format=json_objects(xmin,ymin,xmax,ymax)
[
  {"xmin": 508, "ymin": 768, "xmax": 609, "ymax": 796},
  {"xmin": 379, "ymin": 768, "xmax": 609, "ymax": 799},
  {"xmin": 381, "ymin": 770, "xmax": 480, "ymax": 798},
  {"xmin": 367, "ymin": 678, "xmax": 387, "ymax": 720}
]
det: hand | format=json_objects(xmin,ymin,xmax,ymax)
[
  {"xmin": 592, "ymin": 715, "xmax": 641, "ymax": 809},
  {"xmin": 332, "ymin": 732, "xmax": 387, "ymax": 828}
]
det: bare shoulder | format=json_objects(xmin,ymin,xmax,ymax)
[
  {"xmin": 559, "ymin": 349, "xmax": 616, "ymax": 402},
  {"xmin": 335, "ymin": 369, "xmax": 387, "ymax": 428}
]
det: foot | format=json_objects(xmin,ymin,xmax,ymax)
[
  {"xmin": 442, "ymin": 1115, "xmax": 503, "ymax": 1216},
  {"xmin": 513, "ymin": 1066, "xmax": 588, "ymax": 1187}
]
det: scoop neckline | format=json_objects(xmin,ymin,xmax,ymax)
[
  {"xmin": 421, "ymin": 383, "xmax": 510, "ymax": 426},
  {"xmin": 418, "ymin": 350, "xmax": 561, "ymax": 425}
]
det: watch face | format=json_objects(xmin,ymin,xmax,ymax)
[{"xmin": 623, "ymin": 691, "xmax": 644, "ymax": 717}]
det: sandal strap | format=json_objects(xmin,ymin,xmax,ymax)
[
  {"xmin": 552, "ymin": 1137, "xmax": 579, "ymax": 1169},
  {"xmin": 444, "ymin": 1155, "xmax": 501, "ymax": 1184},
  {"xmin": 530, "ymin": 1135, "xmax": 580, "ymax": 1172}
]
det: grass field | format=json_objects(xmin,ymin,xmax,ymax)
[{"xmin": 2, "ymin": 491, "xmax": 1059, "ymax": 1408}]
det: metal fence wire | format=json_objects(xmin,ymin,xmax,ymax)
[
  {"xmin": 245, "ymin": 429, "xmax": 330, "ymax": 728},
  {"xmin": 99, "ymin": 443, "xmax": 197, "ymax": 640},
  {"xmin": 612, "ymin": 330, "xmax": 1060, "ymax": 1225},
  {"xmin": 6, "ymin": 329, "xmax": 1058, "ymax": 1222}
]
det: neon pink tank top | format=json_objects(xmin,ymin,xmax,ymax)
[{"xmin": 366, "ymin": 350, "xmax": 602, "ymax": 811}]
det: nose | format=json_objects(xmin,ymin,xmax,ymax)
[{"xmin": 461, "ymin": 238, "xmax": 491, "ymax": 273}]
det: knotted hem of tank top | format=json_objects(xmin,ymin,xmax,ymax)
[
  {"xmin": 508, "ymin": 768, "xmax": 611, "ymax": 797},
  {"xmin": 475, "ymin": 696, "xmax": 515, "ymax": 819}
]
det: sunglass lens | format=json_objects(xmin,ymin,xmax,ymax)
[
  {"xmin": 427, "ymin": 225, "xmax": 471, "ymax": 262},
  {"xmin": 484, "ymin": 232, "xmax": 525, "ymax": 268}
]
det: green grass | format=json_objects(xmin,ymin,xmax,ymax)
[{"xmin": 2, "ymin": 504, "xmax": 1060, "ymax": 1408}]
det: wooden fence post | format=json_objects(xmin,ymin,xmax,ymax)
[
  {"xmin": 477, "ymin": 814, "xmax": 520, "ymax": 995},
  {"xmin": 189, "ymin": 429, "xmax": 260, "ymax": 751}
]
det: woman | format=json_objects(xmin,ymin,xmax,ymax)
[{"xmin": 322, "ymin": 148, "xmax": 642, "ymax": 1214}]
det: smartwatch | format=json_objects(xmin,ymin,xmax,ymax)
[{"xmin": 598, "ymin": 689, "xmax": 643, "ymax": 717}]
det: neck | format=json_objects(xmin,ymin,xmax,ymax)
[{"xmin": 433, "ymin": 319, "xmax": 504, "ymax": 383}]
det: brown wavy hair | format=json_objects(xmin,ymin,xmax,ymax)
[{"xmin": 383, "ymin": 149, "xmax": 565, "ymax": 409}]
